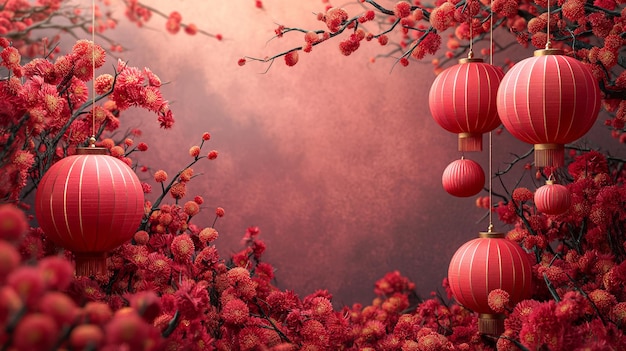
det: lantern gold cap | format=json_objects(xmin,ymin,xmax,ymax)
[
  {"xmin": 534, "ymin": 48, "xmax": 564, "ymax": 56},
  {"xmin": 479, "ymin": 225, "xmax": 505, "ymax": 238},
  {"xmin": 459, "ymin": 57, "xmax": 484, "ymax": 64},
  {"xmin": 76, "ymin": 147, "xmax": 108, "ymax": 155}
]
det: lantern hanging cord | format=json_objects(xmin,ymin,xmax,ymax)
[
  {"xmin": 545, "ymin": 0, "xmax": 552, "ymax": 49},
  {"xmin": 90, "ymin": 0, "xmax": 96, "ymax": 144},
  {"xmin": 489, "ymin": 132, "xmax": 493, "ymax": 230},
  {"xmin": 489, "ymin": 0, "xmax": 493, "ymax": 65},
  {"xmin": 468, "ymin": 17, "xmax": 474, "ymax": 59},
  {"xmin": 488, "ymin": 0, "xmax": 494, "ymax": 229}
]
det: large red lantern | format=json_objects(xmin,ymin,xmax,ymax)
[
  {"xmin": 442, "ymin": 158, "xmax": 485, "ymax": 197},
  {"xmin": 429, "ymin": 57, "xmax": 504, "ymax": 152},
  {"xmin": 534, "ymin": 179, "xmax": 571, "ymax": 215},
  {"xmin": 496, "ymin": 48, "xmax": 601, "ymax": 168},
  {"xmin": 35, "ymin": 147, "xmax": 144, "ymax": 276},
  {"xmin": 448, "ymin": 231, "xmax": 534, "ymax": 335}
]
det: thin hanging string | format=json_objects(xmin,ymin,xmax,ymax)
[
  {"xmin": 488, "ymin": 0, "xmax": 494, "ymax": 231},
  {"xmin": 468, "ymin": 17, "xmax": 474, "ymax": 59},
  {"xmin": 546, "ymin": 0, "xmax": 551, "ymax": 49},
  {"xmin": 489, "ymin": 3, "xmax": 493, "ymax": 65},
  {"xmin": 91, "ymin": 0, "xmax": 96, "ymax": 143}
]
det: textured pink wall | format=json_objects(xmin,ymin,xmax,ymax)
[{"xmin": 106, "ymin": 1, "xmax": 612, "ymax": 305}]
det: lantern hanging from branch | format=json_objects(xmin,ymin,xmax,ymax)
[
  {"xmin": 429, "ymin": 57, "xmax": 504, "ymax": 152},
  {"xmin": 35, "ymin": 146, "xmax": 145, "ymax": 276},
  {"xmin": 534, "ymin": 179, "xmax": 571, "ymax": 215},
  {"xmin": 442, "ymin": 157, "xmax": 485, "ymax": 197},
  {"xmin": 447, "ymin": 230, "xmax": 534, "ymax": 335},
  {"xmin": 496, "ymin": 48, "xmax": 601, "ymax": 168}
]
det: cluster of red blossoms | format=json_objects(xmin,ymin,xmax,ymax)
[
  {"xmin": 0, "ymin": 38, "xmax": 173, "ymax": 202},
  {"xmin": 484, "ymin": 149, "xmax": 626, "ymax": 349}
]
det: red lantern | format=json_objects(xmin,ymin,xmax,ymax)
[
  {"xmin": 448, "ymin": 231, "xmax": 534, "ymax": 335},
  {"xmin": 442, "ymin": 158, "xmax": 485, "ymax": 197},
  {"xmin": 35, "ymin": 147, "xmax": 144, "ymax": 276},
  {"xmin": 496, "ymin": 49, "xmax": 601, "ymax": 167},
  {"xmin": 429, "ymin": 58, "xmax": 504, "ymax": 152},
  {"xmin": 534, "ymin": 179, "xmax": 571, "ymax": 215}
]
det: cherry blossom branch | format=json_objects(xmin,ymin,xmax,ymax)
[{"xmin": 125, "ymin": 1, "xmax": 221, "ymax": 39}]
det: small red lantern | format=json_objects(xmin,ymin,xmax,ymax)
[
  {"xmin": 448, "ymin": 230, "xmax": 534, "ymax": 335},
  {"xmin": 496, "ymin": 49, "xmax": 601, "ymax": 167},
  {"xmin": 35, "ymin": 147, "xmax": 144, "ymax": 276},
  {"xmin": 429, "ymin": 57, "xmax": 504, "ymax": 152},
  {"xmin": 534, "ymin": 179, "xmax": 571, "ymax": 215},
  {"xmin": 442, "ymin": 158, "xmax": 485, "ymax": 197}
]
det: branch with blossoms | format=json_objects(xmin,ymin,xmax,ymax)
[
  {"xmin": 1, "ymin": 0, "xmax": 223, "ymax": 60},
  {"xmin": 138, "ymin": 132, "xmax": 219, "ymax": 232},
  {"xmin": 242, "ymin": 1, "xmax": 626, "ymax": 125},
  {"xmin": 120, "ymin": 0, "xmax": 223, "ymax": 39}
]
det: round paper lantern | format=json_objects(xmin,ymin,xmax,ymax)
[
  {"xmin": 496, "ymin": 48, "xmax": 601, "ymax": 168},
  {"xmin": 429, "ymin": 58, "xmax": 504, "ymax": 152},
  {"xmin": 534, "ymin": 179, "xmax": 571, "ymax": 215},
  {"xmin": 442, "ymin": 158, "xmax": 485, "ymax": 197},
  {"xmin": 35, "ymin": 147, "xmax": 144, "ymax": 276},
  {"xmin": 448, "ymin": 231, "xmax": 534, "ymax": 335}
]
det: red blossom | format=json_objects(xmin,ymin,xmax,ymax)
[
  {"xmin": 325, "ymin": 8, "xmax": 348, "ymax": 33},
  {"xmin": 222, "ymin": 298, "xmax": 250, "ymax": 325},
  {"xmin": 394, "ymin": 1, "xmax": 412, "ymax": 18},
  {"xmin": 189, "ymin": 145, "xmax": 201, "ymax": 158},
  {"xmin": 104, "ymin": 309, "xmax": 154, "ymax": 349},
  {"xmin": 39, "ymin": 255, "xmax": 74, "ymax": 290},
  {"xmin": 430, "ymin": 2, "xmax": 456, "ymax": 32},
  {"xmin": 512, "ymin": 187, "xmax": 533, "ymax": 203},
  {"xmin": 158, "ymin": 109, "xmax": 175, "ymax": 129},
  {"xmin": 183, "ymin": 201, "xmax": 200, "ymax": 216},
  {"xmin": 199, "ymin": 227, "xmax": 219, "ymax": 244},
  {"xmin": 488, "ymin": 289, "xmax": 511, "ymax": 313},
  {"xmin": 0, "ymin": 241, "xmax": 20, "ymax": 284},
  {"xmin": 137, "ymin": 142, "xmax": 148, "ymax": 151},
  {"xmin": 171, "ymin": 234, "xmax": 195, "ymax": 262},
  {"xmin": 69, "ymin": 324, "xmax": 105, "ymax": 350},
  {"xmin": 0, "ymin": 204, "xmax": 28, "ymax": 241},
  {"xmin": 285, "ymin": 50, "xmax": 299, "ymax": 66},
  {"xmin": 39, "ymin": 291, "xmax": 79, "ymax": 326},
  {"xmin": 154, "ymin": 169, "xmax": 168, "ymax": 183},
  {"xmin": 12, "ymin": 313, "xmax": 58, "ymax": 350},
  {"xmin": 184, "ymin": 23, "xmax": 198, "ymax": 35},
  {"xmin": 134, "ymin": 230, "xmax": 150, "ymax": 245},
  {"xmin": 7, "ymin": 266, "xmax": 45, "ymax": 305}
]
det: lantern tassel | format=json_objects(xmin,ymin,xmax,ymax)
[
  {"xmin": 478, "ymin": 313, "xmax": 505, "ymax": 336},
  {"xmin": 534, "ymin": 143, "xmax": 564, "ymax": 168},
  {"xmin": 74, "ymin": 252, "xmax": 108, "ymax": 277},
  {"xmin": 458, "ymin": 132, "xmax": 483, "ymax": 152}
]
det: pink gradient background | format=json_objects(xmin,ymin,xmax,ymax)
[{"xmin": 97, "ymin": 0, "xmax": 616, "ymax": 305}]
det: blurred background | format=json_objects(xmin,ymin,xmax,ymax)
[{"xmin": 80, "ymin": 0, "xmax": 617, "ymax": 306}]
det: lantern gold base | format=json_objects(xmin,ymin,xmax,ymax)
[
  {"xmin": 458, "ymin": 133, "xmax": 483, "ymax": 152},
  {"xmin": 74, "ymin": 252, "xmax": 108, "ymax": 277},
  {"xmin": 478, "ymin": 313, "xmax": 505, "ymax": 336},
  {"xmin": 534, "ymin": 143, "xmax": 564, "ymax": 168}
]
